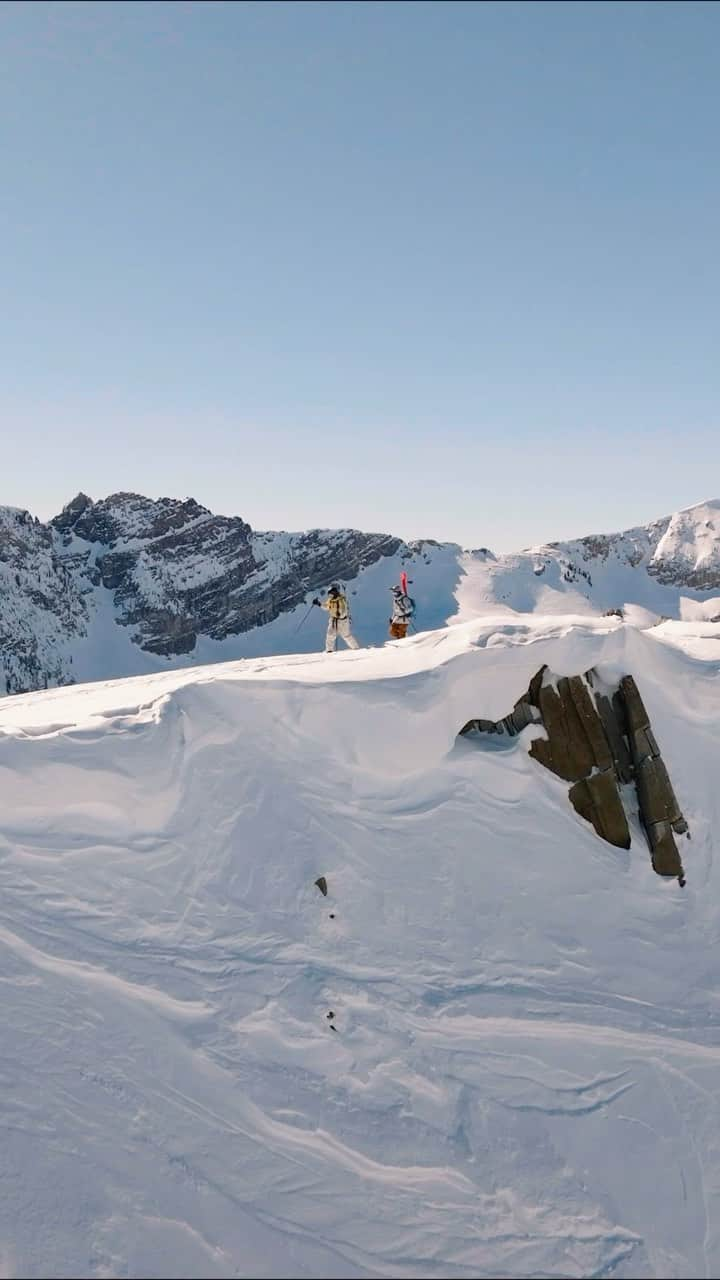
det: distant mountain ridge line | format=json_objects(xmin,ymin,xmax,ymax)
[{"xmin": 0, "ymin": 492, "xmax": 718, "ymax": 696}]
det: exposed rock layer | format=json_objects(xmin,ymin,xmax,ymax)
[
  {"xmin": 0, "ymin": 493, "xmax": 410, "ymax": 691},
  {"xmin": 461, "ymin": 670, "xmax": 688, "ymax": 883}
]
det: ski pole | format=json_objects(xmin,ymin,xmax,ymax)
[{"xmin": 294, "ymin": 602, "xmax": 316, "ymax": 634}]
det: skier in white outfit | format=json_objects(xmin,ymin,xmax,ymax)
[
  {"xmin": 388, "ymin": 585, "xmax": 415, "ymax": 639},
  {"xmin": 312, "ymin": 586, "xmax": 360, "ymax": 652}
]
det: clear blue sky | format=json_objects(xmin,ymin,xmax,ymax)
[{"xmin": 2, "ymin": 0, "xmax": 718, "ymax": 549}]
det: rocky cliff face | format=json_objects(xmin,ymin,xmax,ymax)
[
  {"xmin": 0, "ymin": 493, "xmax": 406, "ymax": 693},
  {"xmin": 0, "ymin": 506, "xmax": 89, "ymax": 694},
  {"xmin": 52, "ymin": 491, "xmax": 403, "ymax": 657},
  {"xmin": 53, "ymin": 492, "xmax": 259, "ymax": 656}
]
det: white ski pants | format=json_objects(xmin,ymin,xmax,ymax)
[{"xmin": 326, "ymin": 617, "xmax": 359, "ymax": 652}]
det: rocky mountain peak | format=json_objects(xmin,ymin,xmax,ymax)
[
  {"xmin": 649, "ymin": 498, "xmax": 720, "ymax": 588},
  {"xmin": 52, "ymin": 492, "xmax": 94, "ymax": 533},
  {"xmin": 0, "ymin": 491, "xmax": 412, "ymax": 692},
  {"xmin": 52, "ymin": 491, "xmax": 219, "ymax": 547}
]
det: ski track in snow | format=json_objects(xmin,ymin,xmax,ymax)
[{"xmin": 1, "ymin": 615, "xmax": 719, "ymax": 1278}]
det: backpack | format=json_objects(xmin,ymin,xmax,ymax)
[{"xmin": 395, "ymin": 592, "xmax": 415, "ymax": 620}]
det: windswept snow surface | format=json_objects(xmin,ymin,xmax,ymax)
[{"xmin": 1, "ymin": 615, "xmax": 720, "ymax": 1279}]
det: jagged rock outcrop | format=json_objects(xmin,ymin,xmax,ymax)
[
  {"xmin": 461, "ymin": 668, "xmax": 688, "ymax": 884},
  {"xmin": 528, "ymin": 675, "xmax": 613, "ymax": 781},
  {"xmin": 568, "ymin": 772, "xmax": 631, "ymax": 850},
  {"xmin": 616, "ymin": 675, "xmax": 688, "ymax": 877},
  {"xmin": 53, "ymin": 492, "xmax": 261, "ymax": 656}
]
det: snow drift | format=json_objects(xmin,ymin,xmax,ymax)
[{"xmin": 1, "ymin": 615, "xmax": 719, "ymax": 1278}]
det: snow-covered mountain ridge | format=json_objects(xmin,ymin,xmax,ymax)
[
  {"xmin": 458, "ymin": 498, "xmax": 720, "ymax": 620},
  {"xmin": 0, "ymin": 491, "xmax": 719, "ymax": 694},
  {"xmin": 548, "ymin": 498, "xmax": 720, "ymax": 592}
]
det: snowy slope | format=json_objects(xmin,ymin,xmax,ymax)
[{"xmin": 1, "ymin": 615, "xmax": 720, "ymax": 1278}]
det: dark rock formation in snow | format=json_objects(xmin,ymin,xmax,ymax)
[
  {"xmin": 617, "ymin": 674, "xmax": 689, "ymax": 878},
  {"xmin": 461, "ymin": 668, "xmax": 688, "ymax": 883}
]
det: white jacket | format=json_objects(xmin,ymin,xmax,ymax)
[{"xmin": 391, "ymin": 593, "xmax": 414, "ymax": 624}]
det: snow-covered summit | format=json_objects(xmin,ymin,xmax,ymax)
[
  {"xmin": 647, "ymin": 498, "xmax": 720, "ymax": 587},
  {"xmin": 545, "ymin": 497, "xmax": 720, "ymax": 589},
  {"xmin": 458, "ymin": 498, "xmax": 720, "ymax": 619}
]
